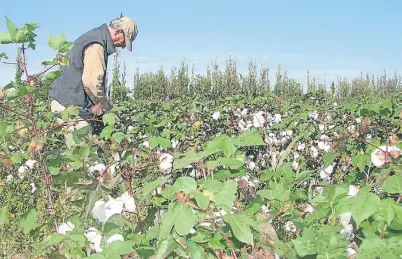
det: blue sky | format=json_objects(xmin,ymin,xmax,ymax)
[{"xmin": 1, "ymin": 0, "xmax": 402, "ymax": 89}]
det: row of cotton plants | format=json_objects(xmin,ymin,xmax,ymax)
[{"xmin": 1, "ymin": 93, "xmax": 400, "ymax": 258}]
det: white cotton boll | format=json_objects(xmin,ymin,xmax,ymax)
[
  {"xmin": 293, "ymin": 152, "xmax": 300, "ymax": 159},
  {"xmin": 311, "ymin": 146, "xmax": 319, "ymax": 158},
  {"xmin": 324, "ymin": 164, "xmax": 334, "ymax": 175},
  {"xmin": 17, "ymin": 165, "xmax": 28, "ymax": 179},
  {"xmin": 247, "ymin": 161, "xmax": 256, "ymax": 170},
  {"xmin": 319, "ymin": 170, "xmax": 329, "ymax": 180},
  {"xmin": 116, "ymin": 192, "xmax": 136, "ymax": 213},
  {"xmin": 339, "ymin": 212, "xmax": 352, "ymax": 227},
  {"xmin": 346, "ymin": 248, "xmax": 357, "ymax": 257},
  {"xmin": 318, "ymin": 124, "xmax": 325, "ymax": 133},
  {"xmin": 199, "ymin": 222, "xmax": 212, "ymax": 228},
  {"xmin": 303, "ymin": 204, "xmax": 315, "ymax": 214},
  {"xmin": 320, "ymin": 135, "xmax": 330, "ymax": 141},
  {"xmin": 309, "ymin": 111, "xmax": 319, "ymax": 120},
  {"xmin": 280, "ymin": 137, "xmax": 288, "ymax": 145},
  {"xmin": 347, "ymin": 125, "xmax": 356, "ymax": 134},
  {"xmin": 292, "ymin": 161, "xmax": 299, "ymax": 171},
  {"xmin": 158, "ymin": 153, "xmax": 174, "ymax": 174},
  {"xmin": 238, "ymin": 120, "xmax": 246, "ymax": 132},
  {"xmin": 91, "ymin": 200, "xmax": 108, "ymax": 224},
  {"xmin": 286, "ymin": 130, "xmax": 293, "ymax": 136},
  {"xmin": 127, "ymin": 126, "xmax": 134, "ymax": 132},
  {"xmin": 212, "ymin": 111, "xmax": 220, "ymax": 120},
  {"xmin": 240, "ymin": 108, "xmax": 248, "ymax": 118},
  {"xmin": 340, "ymin": 224, "xmax": 354, "ymax": 239},
  {"xmin": 189, "ymin": 228, "xmax": 197, "ymax": 234},
  {"xmin": 30, "ymin": 183, "xmax": 37, "ymax": 193},
  {"xmin": 89, "ymin": 163, "xmax": 106, "ymax": 174},
  {"xmin": 6, "ymin": 174, "xmax": 14, "ymax": 184},
  {"xmin": 333, "ymin": 102, "xmax": 338, "ymax": 106},
  {"xmin": 25, "ymin": 159, "xmax": 37, "ymax": 169},
  {"xmin": 297, "ymin": 143, "xmax": 306, "ymax": 151},
  {"xmin": 261, "ymin": 205, "xmax": 269, "ymax": 215},
  {"xmin": 57, "ymin": 221, "xmax": 75, "ymax": 235},
  {"xmin": 347, "ymin": 185, "xmax": 359, "ymax": 197},
  {"xmin": 371, "ymin": 145, "xmax": 401, "ymax": 168},
  {"xmin": 285, "ymin": 221, "xmax": 297, "ymax": 232},
  {"xmin": 328, "ymin": 124, "xmax": 335, "ymax": 130},
  {"xmin": 105, "ymin": 199, "xmax": 125, "ymax": 219},
  {"xmin": 172, "ymin": 139, "xmax": 178, "ymax": 149},
  {"xmin": 106, "ymin": 234, "xmax": 124, "ymax": 245},
  {"xmin": 274, "ymin": 114, "xmax": 282, "ymax": 123},
  {"xmin": 85, "ymin": 228, "xmax": 103, "ymax": 253},
  {"xmin": 253, "ymin": 111, "xmax": 265, "ymax": 128},
  {"xmin": 355, "ymin": 117, "xmax": 362, "ymax": 124},
  {"xmin": 142, "ymin": 141, "xmax": 150, "ymax": 148}
]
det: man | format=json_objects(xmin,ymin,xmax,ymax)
[{"xmin": 49, "ymin": 16, "xmax": 138, "ymax": 136}]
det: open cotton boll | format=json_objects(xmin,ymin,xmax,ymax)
[
  {"xmin": 285, "ymin": 221, "xmax": 297, "ymax": 232},
  {"xmin": 212, "ymin": 111, "xmax": 220, "ymax": 120},
  {"xmin": 142, "ymin": 141, "xmax": 150, "ymax": 148},
  {"xmin": 274, "ymin": 114, "xmax": 282, "ymax": 123},
  {"xmin": 158, "ymin": 153, "xmax": 174, "ymax": 174},
  {"xmin": 91, "ymin": 200, "xmax": 108, "ymax": 224},
  {"xmin": 89, "ymin": 163, "xmax": 106, "ymax": 174},
  {"xmin": 30, "ymin": 183, "xmax": 37, "ymax": 193},
  {"xmin": 25, "ymin": 159, "xmax": 37, "ymax": 169},
  {"xmin": 116, "ymin": 192, "xmax": 136, "ymax": 213},
  {"xmin": 85, "ymin": 228, "xmax": 103, "ymax": 253},
  {"xmin": 106, "ymin": 234, "xmax": 124, "ymax": 245},
  {"xmin": 57, "ymin": 221, "xmax": 75, "ymax": 235},
  {"xmin": 6, "ymin": 174, "xmax": 14, "ymax": 184},
  {"xmin": 17, "ymin": 165, "xmax": 28, "ymax": 179},
  {"xmin": 371, "ymin": 145, "xmax": 401, "ymax": 168},
  {"xmin": 311, "ymin": 146, "xmax": 319, "ymax": 158},
  {"xmin": 171, "ymin": 138, "xmax": 178, "ymax": 149},
  {"xmin": 347, "ymin": 185, "xmax": 359, "ymax": 197}
]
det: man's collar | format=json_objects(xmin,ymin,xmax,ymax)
[{"xmin": 100, "ymin": 23, "xmax": 116, "ymax": 56}]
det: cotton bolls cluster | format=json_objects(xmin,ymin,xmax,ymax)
[
  {"xmin": 158, "ymin": 153, "xmax": 174, "ymax": 173},
  {"xmin": 371, "ymin": 145, "xmax": 401, "ymax": 168}
]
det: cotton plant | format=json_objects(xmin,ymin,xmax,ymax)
[
  {"xmin": 370, "ymin": 145, "xmax": 401, "ymax": 168},
  {"xmin": 91, "ymin": 192, "xmax": 136, "ymax": 224}
]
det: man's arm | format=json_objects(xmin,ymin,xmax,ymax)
[{"xmin": 81, "ymin": 43, "xmax": 110, "ymax": 115}]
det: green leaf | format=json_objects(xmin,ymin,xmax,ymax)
[
  {"xmin": 192, "ymin": 191, "xmax": 210, "ymax": 210},
  {"xmin": 19, "ymin": 209, "xmax": 38, "ymax": 234},
  {"xmin": 5, "ymin": 17, "xmax": 17, "ymax": 40},
  {"xmin": 174, "ymin": 204, "xmax": 197, "ymax": 236},
  {"xmin": 103, "ymin": 113, "xmax": 117, "ymax": 127},
  {"xmin": 48, "ymin": 33, "xmax": 67, "ymax": 50},
  {"xmin": 232, "ymin": 129, "xmax": 264, "ymax": 147},
  {"xmin": 358, "ymin": 237, "xmax": 402, "ymax": 259},
  {"xmin": 336, "ymin": 186, "xmax": 380, "ymax": 226},
  {"xmin": 172, "ymin": 177, "xmax": 197, "ymax": 194},
  {"xmin": 111, "ymin": 132, "xmax": 126, "ymax": 143},
  {"xmin": 44, "ymin": 70, "xmax": 62, "ymax": 81},
  {"xmin": 382, "ymin": 175, "xmax": 402, "ymax": 194},
  {"xmin": 223, "ymin": 213, "xmax": 254, "ymax": 245},
  {"xmin": 0, "ymin": 205, "xmax": 9, "ymax": 227},
  {"xmin": 0, "ymin": 32, "xmax": 12, "ymax": 44},
  {"xmin": 257, "ymin": 182, "xmax": 290, "ymax": 202}
]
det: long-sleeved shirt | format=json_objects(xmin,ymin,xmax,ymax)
[{"xmin": 81, "ymin": 43, "xmax": 110, "ymax": 111}]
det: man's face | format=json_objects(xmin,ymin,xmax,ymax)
[{"xmin": 113, "ymin": 29, "xmax": 126, "ymax": 48}]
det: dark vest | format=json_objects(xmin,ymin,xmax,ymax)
[{"xmin": 49, "ymin": 24, "xmax": 116, "ymax": 118}]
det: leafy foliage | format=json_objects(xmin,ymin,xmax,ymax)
[{"xmin": 0, "ymin": 17, "xmax": 402, "ymax": 259}]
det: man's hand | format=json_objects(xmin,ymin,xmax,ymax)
[{"xmin": 91, "ymin": 103, "xmax": 103, "ymax": 116}]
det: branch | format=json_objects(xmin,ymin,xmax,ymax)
[{"xmin": 0, "ymin": 102, "xmax": 28, "ymax": 118}]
